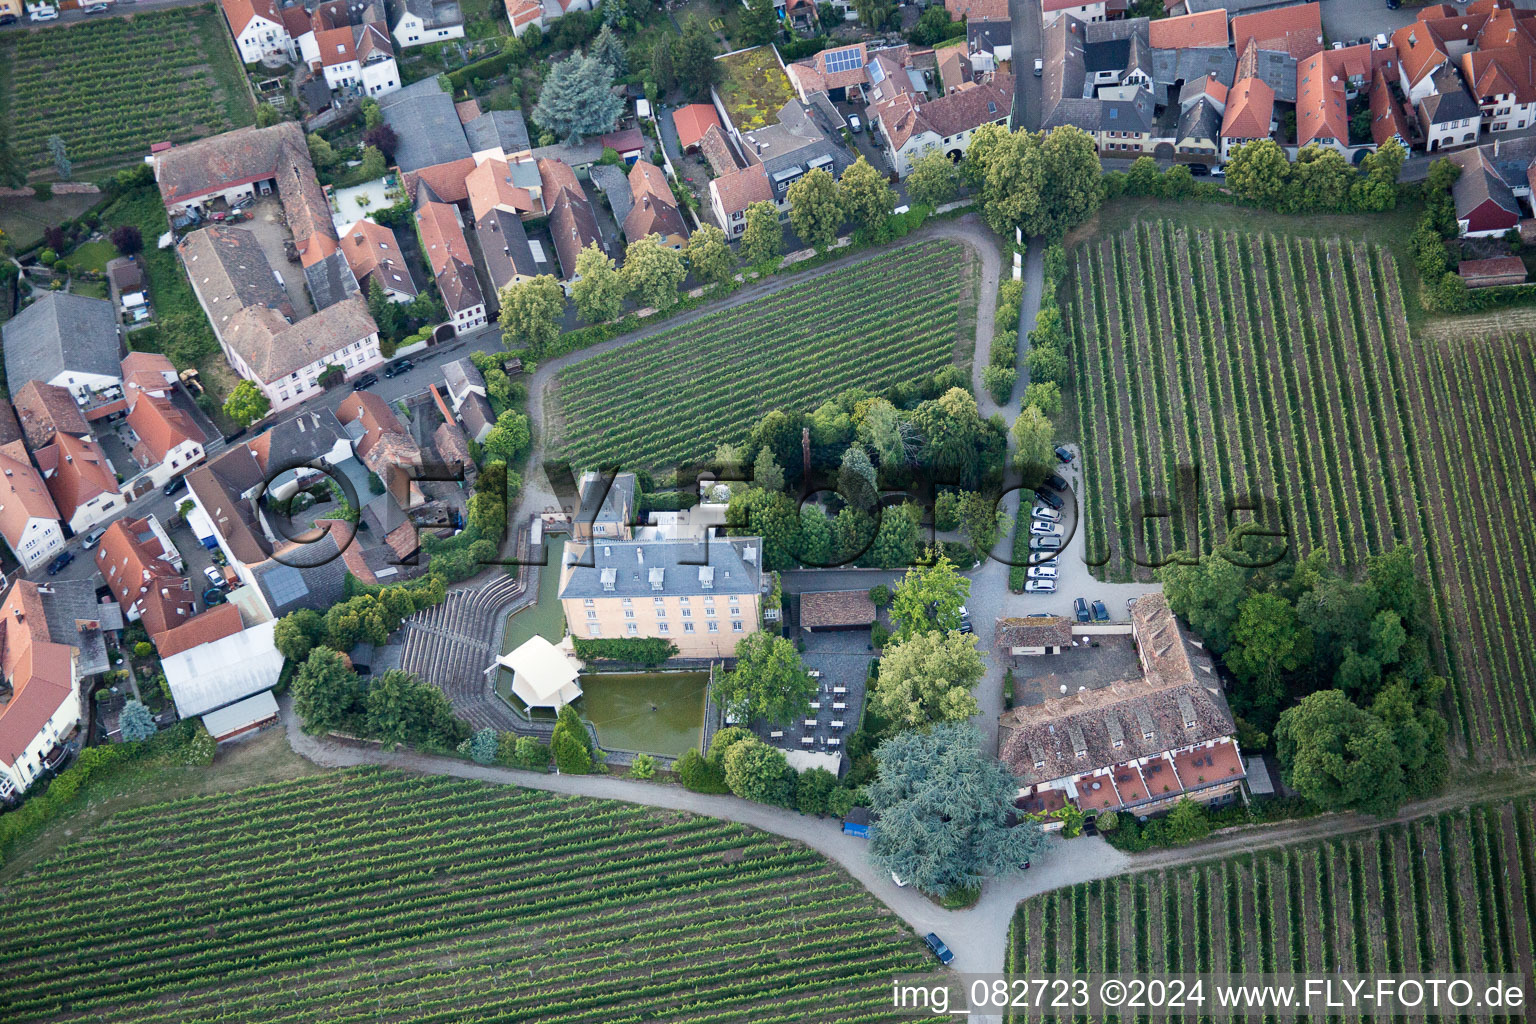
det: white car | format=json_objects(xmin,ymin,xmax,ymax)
[
  {"xmin": 1032, "ymin": 506, "xmax": 1061, "ymax": 523},
  {"xmin": 1030, "ymin": 520, "xmax": 1063, "ymax": 536},
  {"xmin": 1024, "ymin": 579, "xmax": 1056, "ymax": 593},
  {"xmin": 203, "ymin": 565, "xmax": 225, "ymax": 588},
  {"xmin": 847, "ymin": 113, "xmax": 862, "ymax": 133},
  {"xmin": 29, "ymin": 5, "xmax": 58, "ymax": 18},
  {"xmin": 1027, "ymin": 565, "xmax": 1058, "ymax": 579}
]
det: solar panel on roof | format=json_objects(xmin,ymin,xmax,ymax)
[
  {"xmin": 262, "ymin": 564, "xmax": 309, "ymax": 608},
  {"xmin": 823, "ymin": 47, "xmax": 864, "ymax": 74}
]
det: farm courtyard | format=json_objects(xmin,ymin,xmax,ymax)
[
  {"xmin": 0, "ymin": 4, "xmax": 254, "ymax": 181},
  {"xmin": 1066, "ymin": 217, "xmax": 1536, "ymax": 765},
  {"xmin": 0, "ymin": 768, "xmax": 926, "ymax": 1023}
]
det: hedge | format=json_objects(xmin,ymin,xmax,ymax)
[{"xmin": 572, "ymin": 637, "xmax": 679, "ymax": 666}]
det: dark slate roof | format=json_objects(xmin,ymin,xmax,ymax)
[
  {"xmin": 576, "ymin": 471, "xmax": 636, "ymax": 529},
  {"xmin": 474, "ymin": 207, "xmax": 541, "ymax": 290},
  {"xmin": 1248, "ymin": 47, "xmax": 1298, "ymax": 103},
  {"xmin": 1083, "ymin": 38, "xmax": 1130, "ymax": 74},
  {"xmin": 461, "ymin": 391, "xmax": 494, "ymax": 439},
  {"xmin": 300, "ymin": 75, "xmax": 333, "ymax": 113},
  {"xmin": 251, "ymin": 532, "xmax": 348, "ymax": 616},
  {"xmin": 1151, "ymin": 46, "xmax": 1234, "ymax": 90},
  {"xmin": 464, "ymin": 110, "xmax": 530, "ymax": 154},
  {"xmin": 1176, "ymin": 96, "xmax": 1222, "ymax": 144},
  {"xmin": 257, "ymin": 407, "xmax": 348, "ymax": 474},
  {"xmin": 1, "ymin": 292, "xmax": 122, "ymax": 390},
  {"xmin": 0, "ymin": 399, "xmax": 22, "ymax": 448},
  {"xmin": 303, "ymin": 250, "xmax": 361, "ymax": 310},
  {"xmin": 1450, "ymin": 147, "xmax": 1521, "ymax": 218},
  {"xmin": 402, "ymin": 0, "xmax": 462, "ymax": 29},
  {"xmin": 378, "ymin": 78, "xmax": 472, "ymax": 172},
  {"xmin": 37, "ymin": 578, "xmax": 115, "ymax": 676},
  {"xmin": 967, "ymin": 18, "xmax": 1011, "ymax": 54},
  {"xmin": 558, "ymin": 536, "xmax": 764, "ymax": 600},
  {"xmin": 588, "ymin": 163, "xmax": 634, "ymax": 228},
  {"xmin": 1420, "ymin": 70, "xmax": 1480, "ymax": 126},
  {"xmin": 548, "ymin": 189, "xmax": 607, "ymax": 282}
]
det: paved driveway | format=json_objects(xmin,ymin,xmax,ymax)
[{"xmin": 1318, "ymin": 0, "xmax": 1419, "ymax": 41}]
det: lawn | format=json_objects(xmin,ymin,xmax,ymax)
[
  {"xmin": 0, "ymin": 5, "xmax": 254, "ymax": 180},
  {"xmin": 0, "ymin": 767, "xmax": 927, "ymax": 1022},
  {"xmin": 65, "ymin": 240, "xmax": 117, "ymax": 274},
  {"xmin": 716, "ymin": 44, "xmax": 797, "ymax": 131},
  {"xmin": 0, "ymin": 192, "xmax": 101, "ymax": 252},
  {"xmin": 548, "ymin": 239, "xmax": 979, "ymax": 469},
  {"xmin": 1006, "ymin": 799, "xmax": 1536, "ymax": 1021},
  {"xmin": 1066, "ymin": 214, "xmax": 1536, "ymax": 763}
]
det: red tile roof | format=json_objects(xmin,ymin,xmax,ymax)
[
  {"xmin": 0, "ymin": 581, "xmax": 77, "ymax": 771},
  {"xmin": 219, "ymin": 0, "xmax": 280, "ymax": 36},
  {"xmin": 126, "ymin": 390, "xmax": 205, "ymax": 469},
  {"xmin": 338, "ymin": 219, "xmax": 419, "ymax": 299},
  {"xmin": 672, "ymin": 103, "xmax": 724, "ymax": 151},
  {"xmin": 34, "ymin": 432, "xmax": 118, "ymax": 523},
  {"xmin": 406, "ymin": 157, "xmax": 476, "ymax": 205},
  {"xmin": 0, "ymin": 441, "xmax": 59, "ymax": 551},
  {"xmin": 1231, "ymin": 3, "xmax": 1323, "ymax": 60},
  {"xmin": 155, "ymin": 602, "xmax": 245, "ymax": 658},
  {"xmin": 94, "ymin": 517, "xmax": 196, "ymax": 640},
  {"xmin": 466, "ymin": 157, "xmax": 536, "ymax": 220},
  {"xmin": 12, "ymin": 380, "xmax": 88, "ymax": 450},
  {"xmin": 1149, "ymin": 8, "xmax": 1228, "ymax": 49},
  {"xmin": 710, "ymin": 163, "xmax": 773, "ymax": 217},
  {"xmin": 415, "ymin": 200, "xmax": 474, "ymax": 276},
  {"xmin": 1458, "ymin": 255, "xmax": 1527, "ymax": 279},
  {"xmin": 121, "ymin": 351, "xmax": 178, "ymax": 394},
  {"xmin": 1221, "ymin": 76, "xmax": 1276, "ymax": 141},
  {"xmin": 1370, "ymin": 69, "xmax": 1413, "ymax": 146}
]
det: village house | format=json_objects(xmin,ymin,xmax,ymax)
[
  {"xmin": 94, "ymin": 515, "xmax": 196, "ymax": 642},
  {"xmin": 540, "ymin": 158, "xmax": 611, "ymax": 291},
  {"xmin": 336, "ymin": 391, "xmax": 424, "ymax": 509},
  {"xmin": 218, "ymin": 0, "xmax": 292, "ymax": 64},
  {"xmin": 873, "ymin": 73, "xmax": 1014, "ymax": 177},
  {"xmin": 415, "ymin": 193, "xmax": 487, "ymax": 333},
  {"xmin": 0, "ymin": 439, "xmax": 64, "ymax": 573},
  {"xmin": 391, "ymin": 0, "xmax": 465, "ymax": 47},
  {"xmin": 503, "ymin": 0, "xmax": 590, "ymax": 37},
  {"xmin": 34, "ymin": 430, "xmax": 124, "ymax": 537},
  {"xmin": 338, "ymin": 219, "xmax": 420, "ymax": 303},
  {"xmin": 998, "ymin": 593, "xmax": 1247, "ymax": 820},
  {"xmin": 620, "ymin": 161, "xmax": 689, "ymax": 249},
  {"xmin": 1, "ymin": 292, "xmax": 124, "ymax": 402},
  {"xmin": 0, "ymin": 580, "xmax": 112, "ymax": 800},
  {"xmin": 707, "ymin": 100, "xmax": 851, "ymax": 235}
]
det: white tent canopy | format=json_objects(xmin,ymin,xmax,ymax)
[
  {"xmin": 496, "ymin": 635, "xmax": 582, "ymax": 711},
  {"xmin": 163, "ymin": 620, "xmax": 285, "ymax": 718}
]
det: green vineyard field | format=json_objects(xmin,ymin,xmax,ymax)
[
  {"xmin": 0, "ymin": 768, "xmax": 926, "ymax": 1023},
  {"xmin": 549, "ymin": 240, "xmax": 977, "ymax": 470},
  {"xmin": 1007, "ymin": 800, "xmax": 1536, "ymax": 1023},
  {"xmin": 1067, "ymin": 220, "xmax": 1536, "ymax": 762},
  {"xmin": 0, "ymin": 5, "xmax": 254, "ymax": 178}
]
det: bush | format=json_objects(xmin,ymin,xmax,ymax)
[
  {"xmin": 982, "ymin": 364, "xmax": 1016, "ymax": 404},
  {"xmin": 497, "ymin": 733, "xmax": 550, "ymax": 769},
  {"xmin": 867, "ymin": 584, "xmax": 890, "ymax": 607},
  {"xmin": 1095, "ymin": 809, "xmax": 1119, "ymax": 832},
  {"xmin": 676, "ymin": 748, "xmax": 729, "ymax": 793},
  {"xmin": 177, "ymin": 721, "xmax": 216, "ymax": 766},
  {"xmin": 941, "ymin": 883, "xmax": 982, "ymax": 910},
  {"xmin": 467, "ymin": 728, "xmax": 498, "ymax": 764},
  {"xmin": 795, "ymin": 767, "xmax": 837, "ymax": 815},
  {"xmin": 628, "ymin": 753, "xmax": 658, "ymax": 779},
  {"xmin": 551, "ymin": 705, "xmax": 594, "ymax": 774},
  {"xmin": 133, "ymin": 641, "xmax": 154, "ymax": 658}
]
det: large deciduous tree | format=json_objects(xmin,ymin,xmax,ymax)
[
  {"xmin": 869, "ymin": 629, "xmax": 984, "ymax": 728},
  {"xmin": 1010, "ymin": 405, "xmax": 1055, "ymax": 479},
  {"xmin": 572, "ymin": 241, "xmax": 626, "ymax": 322},
  {"xmin": 867, "ymin": 723, "xmax": 1046, "ymax": 895},
  {"xmin": 904, "ymin": 149, "xmax": 960, "ymax": 208},
  {"xmin": 980, "ymin": 125, "xmax": 1101, "ymax": 240},
  {"xmin": 838, "ymin": 155, "xmax": 895, "ymax": 228},
  {"xmin": 889, "ymin": 551, "xmax": 970, "ymax": 639},
  {"xmin": 1275, "ymin": 688, "xmax": 1407, "ymax": 817},
  {"xmin": 787, "ymin": 167, "xmax": 843, "ymax": 249},
  {"xmin": 620, "ymin": 234, "xmax": 688, "ymax": 308},
  {"xmin": 499, "ymin": 274, "xmax": 565, "ymax": 355},
  {"xmin": 292, "ymin": 647, "xmax": 365, "ymax": 735},
  {"xmin": 274, "ymin": 608, "xmax": 326, "ymax": 662},
  {"xmin": 740, "ymin": 200, "xmax": 783, "ymax": 264},
  {"xmin": 223, "ymin": 380, "xmax": 271, "ymax": 427},
  {"xmin": 532, "ymin": 54, "xmax": 624, "ymax": 143},
  {"xmin": 711, "ymin": 631, "xmax": 817, "ymax": 725},
  {"xmin": 685, "ymin": 222, "xmax": 734, "ymax": 285},
  {"xmin": 1225, "ymin": 138, "xmax": 1291, "ymax": 209}
]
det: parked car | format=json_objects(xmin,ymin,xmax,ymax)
[
  {"xmin": 1035, "ymin": 489, "xmax": 1063, "ymax": 510},
  {"xmin": 383, "ymin": 359, "xmax": 414, "ymax": 378},
  {"xmin": 1053, "ymin": 445, "xmax": 1074, "ymax": 464},
  {"xmin": 1074, "ymin": 597, "xmax": 1090, "ymax": 623},
  {"xmin": 46, "ymin": 550, "xmax": 74, "ymax": 575},
  {"xmin": 352, "ymin": 372, "xmax": 379, "ymax": 391},
  {"xmin": 847, "ymin": 113, "xmax": 862, "ymax": 133},
  {"xmin": 163, "ymin": 477, "xmax": 188, "ymax": 498},
  {"xmin": 1027, "ymin": 565, "xmax": 1058, "ymax": 579},
  {"xmin": 957, "ymin": 604, "xmax": 973, "ymax": 634},
  {"xmin": 82, "ymin": 528, "xmax": 106, "ymax": 550},
  {"xmin": 203, "ymin": 565, "xmax": 225, "ymax": 588},
  {"xmin": 1044, "ymin": 473, "xmax": 1069, "ymax": 492},
  {"xmin": 1030, "ymin": 535, "xmax": 1063, "ymax": 551},
  {"xmin": 1024, "ymin": 579, "xmax": 1056, "ymax": 593},
  {"xmin": 0, "ymin": 12, "xmax": 16, "ymax": 23},
  {"xmin": 1092, "ymin": 600, "xmax": 1109, "ymax": 622},
  {"xmin": 1189, "ymin": 164, "xmax": 1210, "ymax": 177},
  {"xmin": 203, "ymin": 587, "xmax": 226, "ymax": 606},
  {"xmin": 84, "ymin": 4, "xmax": 110, "ymax": 14},
  {"xmin": 1385, "ymin": 0, "xmax": 1400, "ymax": 8},
  {"xmin": 924, "ymin": 933, "xmax": 955, "ymax": 965},
  {"xmin": 1029, "ymin": 520, "xmax": 1062, "ymax": 537},
  {"xmin": 1033, "ymin": 57, "xmax": 1043, "ymax": 76},
  {"xmin": 231, "ymin": 195, "xmax": 253, "ymax": 210},
  {"xmin": 1032, "ymin": 506, "xmax": 1061, "ymax": 523},
  {"xmin": 29, "ymin": 6, "xmax": 58, "ymax": 20}
]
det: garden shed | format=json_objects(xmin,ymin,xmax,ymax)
[
  {"xmin": 202, "ymin": 690, "xmax": 279, "ymax": 742},
  {"xmin": 798, "ymin": 590, "xmax": 877, "ymax": 631}
]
